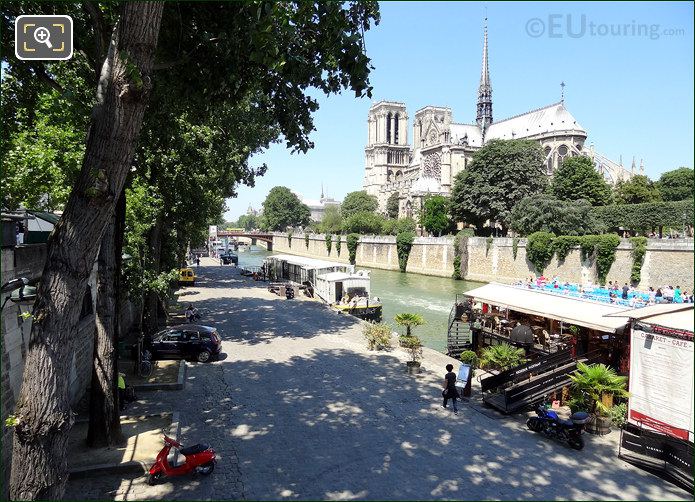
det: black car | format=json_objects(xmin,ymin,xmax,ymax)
[{"xmin": 146, "ymin": 325, "xmax": 221, "ymax": 363}]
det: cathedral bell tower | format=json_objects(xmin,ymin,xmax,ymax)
[
  {"xmin": 476, "ymin": 18, "xmax": 493, "ymax": 136},
  {"xmin": 363, "ymin": 101, "xmax": 410, "ymax": 211}
]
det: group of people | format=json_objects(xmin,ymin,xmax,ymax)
[{"xmin": 514, "ymin": 275, "xmax": 693, "ymax": 308}]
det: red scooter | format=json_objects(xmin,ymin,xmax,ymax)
[{"xmin": 148, "ymin": 435, "xmax": 216, "ymax": 485}]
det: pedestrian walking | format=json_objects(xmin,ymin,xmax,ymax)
[
  {"xmin": 196, "ymin": 255, "xmax": 201, "ymax": 268},
  {"xmin": 441, "ymin": 363, "xmax": 459, "ymax": 414}
]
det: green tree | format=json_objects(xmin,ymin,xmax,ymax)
[
  {"xmin": 319, "ymin": 204, "xmax": 343, "ymax": 233},
  {"xmin": 549, "ymin": 156, "xmax": 612, "ymax": 206},
  {"xmin": 420, "ymin": 195, "xmax": 452, "ymax": 236},
  {"xmin": 656, "ymin": 167, "xmax": 694, "ymax": 202},
  {"xmin": 450, "ymin": 139, "xmax": 546, "ymax": 233},
  {"xmin": 382, "ymin": 217, "xmax": 417, "ymax": 235},
  {"xmin": 386, "ymin": 191, "xmax": 400, "ymax": 219},
  {"xmin": 342, "ymin": 211, "xmax": 385, "ymax": 234},
  {"xmin": 394, "ymin": 313, "xmax": 426, "ymax": 337},
  {"xmin": 262, "ymin": 187, "xmax": 311, "ymax": 231},
  {"xmin": 613, "ymin": 174, "xmax": 662, "ymax": 205},
  {"xmin": 510, "ymin": 195, "xmax": 603, "ymax": 236},
  {"xmin": 236, "ymin": 214, "xmax": 260, "ymax": 231},
  {"xmin": 341, "ymin": 190, "xmax": 378, "ymax": 218},
  {"xmin": 2, "ymin": 2, "xmax": 381, "ymax": 497}
]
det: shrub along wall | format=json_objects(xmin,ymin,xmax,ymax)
[{"xmin": 269, "ymin": 233, "xmax": 694, "ymax": 289}]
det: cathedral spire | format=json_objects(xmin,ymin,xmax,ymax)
[{"xmin": 476, "ymin": 17, "xmax": 493, "ymax": 132}]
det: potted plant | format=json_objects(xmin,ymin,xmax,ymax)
[
  {"xmin": 479, "ymin": 343, "xmax": 526, "ymax": 373},
  {"xmin": 399, "ymin": 334, "xmax": 423, "ymax": 374},
  {"xmin": 568, "ymin": 362, "xmax": 629, "ymax": 435},
  {"xmin": 394, "ymin": 313, "xmax": 425, "ymax": 337},
  {"xmin": 459, "ymin": 350, "xmax": 479, "ymax": 370},
  {"xmin": 363, "ymin": 323, "xmax": 393, "ymax": 351}
]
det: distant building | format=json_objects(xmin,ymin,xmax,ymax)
[
  {"xmin": 300, "ymin": 185, "xmax": 341, "ymax": 222},
  {"xmin": 246, "ymin": 204, "xmax": 259, "ymax": 216},
  {"xmin": 363, "ymin": 19, "xmax": 639, "ymax": 217}
]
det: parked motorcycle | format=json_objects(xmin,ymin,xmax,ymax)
[
  {"xmin": 527, "ymin": 405, "xmax": 589, "ymax": 450},
  {"xmin": 148, "ymin": 435, "xmax": 216, "ymax": 485}
]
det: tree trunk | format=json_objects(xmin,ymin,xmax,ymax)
[
  {"xmin": 86, "ymin": 190, "xmax": 125, "ymax": 447},
  {"xmin": 9, "ymin": 4, "xmax": 163, "ymax": 499}
]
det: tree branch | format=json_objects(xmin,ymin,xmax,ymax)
[
  {"xmin": 30, "ymin": 64, "xmax": 63, "ymax": 93},
  {"xmin": 82, "ymin": 1, "xmax": 109, "ymax": 62}
]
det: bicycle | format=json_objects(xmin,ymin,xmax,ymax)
[{"xmin": 138, "ymin": 349, "xmax": 154, "ymax": 378}]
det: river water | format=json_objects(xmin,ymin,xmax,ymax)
[{"xmin": 237, "ymin": 245, "xmax": 484, "ymax": 353}]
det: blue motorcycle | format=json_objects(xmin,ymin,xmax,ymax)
[{"xmin": 527, "ymin": 405, "xmax": 590, "ymax": 450}]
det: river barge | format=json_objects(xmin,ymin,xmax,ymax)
[{"xmin": 263, "ymin": 254, "xmax": 382, "ymax": 322}]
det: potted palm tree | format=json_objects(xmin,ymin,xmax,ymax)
[
  {"xmin": 395, "ymin": 313, "xmax": 426, "ymax": 374},
  {"xmin": 569, "ymin": 362, "xmax": 629, "ymax": 435},
  {"xmin": 479, "ymin": 343, "xmax": 527, "ymax": 373}
]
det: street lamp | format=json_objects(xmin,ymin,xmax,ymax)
[{"xmin": 1, "ymin": 277, "xmax": 36, "ymax": 312}]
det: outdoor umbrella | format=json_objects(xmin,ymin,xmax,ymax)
[{"xmin": 510, "ymin": 324, "xmax": 534, "ymax": 345}]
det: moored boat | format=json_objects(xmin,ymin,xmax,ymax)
[{"xmin": 263, "ymin": 254, "xmax": 382, "ymax": 322}]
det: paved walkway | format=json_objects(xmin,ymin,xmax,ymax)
[{"xmin": 65, "ymin": 258, "xmax": 692, "ymax": 500}]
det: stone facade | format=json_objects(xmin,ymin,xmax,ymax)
[
  {"xmin": 1, "ymin": 244, "xmax": 98, "ymax": 497},
  {"xmin": 269, "ymin": 234, "xmax": 694, "ymax": 290}
]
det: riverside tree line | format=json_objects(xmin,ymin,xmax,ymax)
[
  {"xmin": 1, "ymin": 2, "xmax": 381, "ymax": 499},
  {"xmin": 231, "ymin": 140, "xmax": 693, "ymax": 239}
]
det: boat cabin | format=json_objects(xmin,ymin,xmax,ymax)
[{"xmin": 315, "ymin": 271, "xmax": 371, "ymax": 304}]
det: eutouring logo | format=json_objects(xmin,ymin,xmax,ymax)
[{"xmin": 525, "ymin": 14, "xmax": 684, "ymax": 40}]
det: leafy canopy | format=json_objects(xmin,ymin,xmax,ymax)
[
  {"xmin": 319, "ymin": 204, "xmax": 343, "ymax": 234},
  {"xmin": 657, "ymin": 167, "xmax": 694, "ymax": 202},
  {"xmin": 510, "ymin": 195, "xmax": 603, "ymax": 236},
  {"xmin": 342, "ymin": 211, "xmax": 385, "ymax": 235},
  {"xmin": 549, "ymin": 156, "xmax": 612, "ymax": 206},
  {"xmin": 262, "ymin": 187, "xmax": 311, "ymax": 231},
  {"xmin": 613, "ymin": 174, "xmax": 662, "ymax": 205},
  {"xmin": 450, "ymin": 139, "xmax": 546, "ymax": 232},
  {"xmin": 341, "ymin": 190, "xmax": 378, "ymax": 218},
  {"xmin": 386, "ymin": 192, "xmax": 400, "ymax": 219},
  {"xmin": 420, "ymin": 195, "xmax": 452, "ymax": 236}
]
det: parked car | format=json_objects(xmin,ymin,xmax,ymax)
[
  {"xmin": 179, "ymin": 267, "xmax": 196, "ymax": 286},
  {"xmin": 146, "ymin": 325, "xmax": 221, "ymax": 363}
]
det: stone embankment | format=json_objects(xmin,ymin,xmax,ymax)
[{"xmin": 267, "ymin": 233, "xmax": 695, "ymax": 290}]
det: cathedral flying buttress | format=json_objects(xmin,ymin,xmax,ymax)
[{"xmin": 363, "ymin": 19, "xmax": 637, "ymax": 218}]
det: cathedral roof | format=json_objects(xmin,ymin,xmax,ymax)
[
  {"xmin": 486, "ymin": 102, "xmax": 586, "ymax": 141},
  {"xmin": 450, "ymin": 123, "xmax": 484, "ymax": 147}
]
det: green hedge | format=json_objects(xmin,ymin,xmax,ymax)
[
  {"xmin": 325, "ymin": 233, "xmax": 332, "ymax": 254},
  {"xmin": 591, "ymin": 200, "xmax": 694, "ymax": 233},
  {"xmin": 629, "ymin": 236, "xmax": 648, "ymax": 285},
  {"xmin": 335, "ymin": 235, "xmax": 342, "ymax": 256},
  {"xmin": 347, "ymin": 233, "xmax": 360, "ymax": 265},
  {"xmin": 396, "ymin": 231, "xmax": 415, "ymax": 272},
  {"xmin": 526, "ymin": 232, "xmax": 556, "ymax": 274}
]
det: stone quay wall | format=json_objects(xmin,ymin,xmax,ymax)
[
  {"xmin": 269, "ymin": 233, "xmax": 694, "ymax": 290},
  {"xmin": 270, "ymin": 233, "xmax": 455, "ymax": 277}
]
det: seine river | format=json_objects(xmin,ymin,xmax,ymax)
[{"xmin": 237, "ymin": 245, "xmax": 483, "ymax": 353}]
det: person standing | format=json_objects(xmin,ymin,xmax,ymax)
[
  {"xmin": 674, "ymin": 286, "xmax": 683, "ymax": 303},
  {"xmin": 196, "ymin": 255, "xmax": 201, "ymax": 268},
  {"xmin": 442, "ymin": 364, "xmax": 459, "ymax": 414},
  {"xmin": 622, "ymin": 283, "xmax": 630, "ymax": 300}
]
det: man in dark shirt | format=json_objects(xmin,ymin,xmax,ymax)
[
  {"xmin": 622, "ymin": 283, "xmax": 629, "ymax": 300},
  {"xmin": 442, "ymin": 363, "xmax": 459, "ymax": 414}
]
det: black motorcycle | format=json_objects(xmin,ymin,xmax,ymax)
[{"xmin": 527, "ymin": 405, "xmax": 589, "ymax": 450}]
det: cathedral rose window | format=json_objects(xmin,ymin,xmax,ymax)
[{"xmin": 423, "ymin": 152, "xmax": 442, "ymax": 179}]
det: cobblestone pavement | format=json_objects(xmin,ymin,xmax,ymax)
[{"xmin": 65, "ymin": 259, "xmax": 692, "ymax": 500}]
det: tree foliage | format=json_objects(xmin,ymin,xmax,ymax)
[
  {"xmin": 386, "ymin": 191, "xmax": 400, "ymax": 219},
  {"xmin": 450, "ymin": 139, "xmax": 546, "ymax": 232},
  {"xmin": 613, "ymin": 174, "xmax": 662, "ymax": 205},
  {"xmin": 526, "ymin": 231, "xmax": 556, "ymax": 274},
  {"xmin": 319, "ymin": 204, "xmax": 343, "ymax": 233},
  {"xmin": 657, "ymin": 167, "xmax": 694, "ymax": 202},
  {"xmin": 341, "ymin": 190, "xmax": 378, "ymax": 218},
  {"xmin": 262, "ymin": 186, "xmax": 311, "ymax": 231},
  {"xmin": 346, "ymin": 233, "xmax": 360, "ymax": 264},
  {"xmin": 396, "ymin": 231, "xmax": 415, "ymax": 272},
  {"xmin": 381, "ymin": 217, "xmax": 416, "ymax": 235},
  {"xmin": 236, "ymin": 213, "xmax": 260, "ymax": 231},
  {"xmin": 342, "ymin": 211, "xmax": 385, "ymax": 234},
  {"xmin": 549, "ymin": 156, "xmax": 612, "ymax": 206},
  {"xmin": 591, "ymin": 200, "xmax": 694, "ymax": 234},
  {"xmin": 420, "ymin": 195, "xmax": 452, "ymax": 236},
  {"xmin": 510, "ymin": 195, "xmax": 603, "ymax": 236}
]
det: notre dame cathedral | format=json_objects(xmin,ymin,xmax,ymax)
[{"xmin": 363, "ymin": 21, "xmax": 638, "ymax": 217}]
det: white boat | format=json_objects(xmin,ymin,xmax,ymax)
[{"xmin": 263, "ymin": 254, "xmax": 382, "ymax": 321}]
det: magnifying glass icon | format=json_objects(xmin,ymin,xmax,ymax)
[{"xmin": 33, "ymin": 27, "xmax": 52, "ymax": 48}]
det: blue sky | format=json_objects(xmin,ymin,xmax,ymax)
[{"xmin": 225, "ymin": 1, "xmax": 694, "ymax": 221}]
